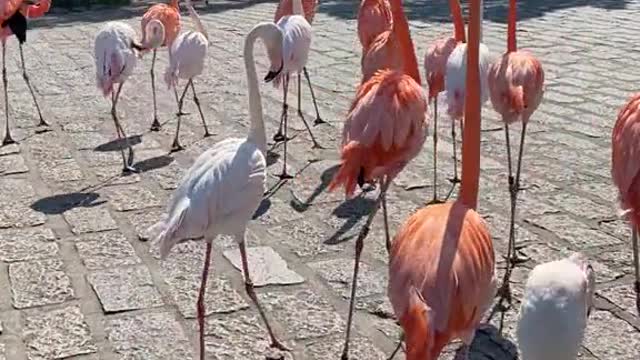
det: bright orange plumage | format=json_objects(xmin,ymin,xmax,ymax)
[
  {"xmin": 141, "ymin": 0, "xmax": 181, "ymax": 47},
  {"xmin": 274, "ymin": 0, "xmax": 316, "ymax": 24},
  {"xmin": 329, "ymin": 69, "xmax": 427, "ymax": 196}
]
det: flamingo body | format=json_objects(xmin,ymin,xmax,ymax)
[
  {"xmin": 612, "ymin": 94, "xmax": 640, "ymax": 222},
  {"xmin": 274, "ymin": 0, "xmax": 316, "ymax": 24},
  {"xmin": 389, "ymin": 201, "xmax": 496, "ymax": 360},
  {"xmin": 141, "ymin": 0, "xmax": 180, "ymax": 48},
  {"xmin": 488, "ymin": 50, "xmax": 544, "ymax": 124},
  {"xmin": 516, "ymin": 253, "xmax": 595, "ymax": 360},
  {"xmin": 0, "ymin": 0, "xmax": 50, "ymax": 42},
  {"xmin": 94, "ymin": 22, "xmax": 138, "ymax": 97},
  {"xmin": 329, "ymin": 69, "xmax": 427, "ymax": 196},
  {"xmin": 165, "ymin": 30, "xmax": 208, "ymax": 87},
  {"xmin": 272, "ymin": 15, "xmax": 311, "ymax": 87},
  {"xmin": 424, "ymin": 37, "xmax": 457, "ymax": 99},
  {"xmin": 445, "ymin": 42, "xmax": 491, "ymax": 119}
]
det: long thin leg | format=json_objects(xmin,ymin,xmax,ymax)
[
  {"xmin": 111, "ymin": 83, "xmax": 136, "ymax": 173},
  {"xmin": 239, "ymin": 240, "xmax": 290, "ymax": 351},
  {"xmin": 197, "ymin": 241, "xmax": 213, "ymax": 360},
  {"xmin": 296, "ymin": 72, "xmax": 323, "ymax": 149},
  {"xmin": 382, "ymin": 192, "xmax": 391, "ymax": 254},
  {"xmin": 171, "ymin": 79, "xmax": 192, "ymax": 152},
  {"xmin": 19, "ymin": 43, "xmax": 47, "ymax": 127},
  {"xmin": 1, "ymin": 41, "xmax": 13, "ymax": 146},
  {"xmin": 450, "ymin": 119, "xmax": 460, "ymax": 184},
  {"xmin": 278, "ymin": 75, "xmax": 293, "ymax": 180},
  {"xmin": 341, "ymin": 179, "xmax": 391, "ymax": 360},
  {"xmin": 632, "ymin": 227, "xmax": 640, "ymax": 315},
  {"xmin": 273, "ymin": 75, "xmax": 287, "ymax": 143},
  {"xmin": 508, "ymin": 121, "xmax": 529, "ymax": 265},
  {"xmin": 190, "ymin": 80, "xmax": 211, "ymax": 137},
  {"xmin": 428, "ymin": 97, "xmax": 441, "ymax": 205},
  {"xmin": 149, "ymin": 49, "xmax": 161, "ymax": 131},
  {"xmin": 303, "ymin": 67, "xmax": 325, "ymax": 126}
]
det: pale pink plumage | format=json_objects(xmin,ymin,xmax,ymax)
[
  {"xmin": 424, "ymin": 37, "xmax": 457, "ymax": 99},
  {"xmin": 357, "ymin": 0, "xmax": 393, "ymax": 50}
]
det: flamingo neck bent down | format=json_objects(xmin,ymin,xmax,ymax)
[{"xmin": 244, "ymin": 24, "xmax": 270, "ymax": 155}]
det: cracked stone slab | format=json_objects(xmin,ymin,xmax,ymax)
[
  {"xmin": 223, "ymin": 246, "xmax": 305, "ymax": 287},
  {"xmin": 0, "ymin": 200, "xmax": 47, "ymax": 229},
  {"xmin": 23, "ymin": 305, "xmax": 97, "ymax": 360},
  {"xmin": 37, "ymin": 158, "xmax": 85, "ymax": 182},
  {"xmin": 92, "ymin": 165, "xmax": 141, "ymax": 186},
  {"xmin": 160, "ymin": 241, "xmax": 248, "ymax": 318},
  {"xmin": 125, "ymin": 208, "xmax": 166, "ymax": 241},
  {"xmin": 0, "ymin": 227, "xmax": 58, "ymax": 262},
  {"xmin": 584, "ymin": 310, "xmax": 640, "ymax": 359},
  {"xmin": 262, "ymin": 289, "xmax": 344, "ymax": 340},
  {"xmin": 9, "ymin": 258, "xmax": 75, "ymax": 309},
  {"xmin": 302, "ymin": 334, "xmax": 387, "ymax": 359},
  {"xmin": 309, "ymin": 259, "xmax": 387, "ymax": 299},
  {"xmin": 105, "ymin": 185, "xmax": 162, "ymax": 211},
  {"xmin": 87, "ymin": 265, "xmax": 164, "ymax": 313},
  {"xmin": 105, "ymin": 311, "xmax": 193, "ymax": 359},
  {"xmin": 0, "ymin": 178, "xmax": 36, "ymax": 203},
  {"xmin": 63, "ymin": 205, "xmax": 118, "ymax": 234},
  {"xmin": 75, "ymin": 231, "xmax": 142, "ymax": 270},
  {"xmin": 598, "ymin": 284, "xmax": 638, "ymax": 315},
  {"xmin": 0, "ymin": 154, "xmax": 28, "ymax": 175}
]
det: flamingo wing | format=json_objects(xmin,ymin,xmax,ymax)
[{"xmin": 612, "ymin": 94, "xmax": 640, "ymax": 206}]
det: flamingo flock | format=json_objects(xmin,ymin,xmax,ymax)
[{"xmin": 0, "ymin": 0, "xmax": 637, "ymax": 359}]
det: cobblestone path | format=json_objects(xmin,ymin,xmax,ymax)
[{"xmin": 0, "ymin": 0, "xmax": 638, "ymax": 359}]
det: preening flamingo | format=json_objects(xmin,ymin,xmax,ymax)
[
  {"xmin": 147, "ymin": 21, "xmax": 288, "ymax": 359},
  {"xmin": 94, "ymin": 22, "xmax": 144, "ymax": 174},
  {"xmin": 444, "ymin": 0, "xmax": 491, "ymax": 186},
  {"xmin": 356, "ymin": 0, "xmax": 392, "ymax": 62},
  {"xmin": 162, "ymin": 0, "xmax": 211, "ymax": 152},
  {"xmin": 0, "ymin": 0, "xmax": 51, "ymax": 145},
  {"xmin": 331, "ymin": 1, "xmax": 427, "ymax": 358},
  {"xmin": 516, "ymin": 253, "xmax": 595, "ymax": 360},
  {"xmin": 611, "ymin": 93, "xmax": 640, "ymax": 315},
  {"xmin": 274, "ymin": 0, "xmax": 325, "ymax": 125},
  {"xmin": 388, "ymin": 0, "xmax": 496, "ymax": 358},
  {"xmin": 488, "ymin": 0, "xmax": 544, "ymax": 307},
  {"xmin": 141, "ymin": 0, "xmax": 181, "ymax": 132},
  {"xmin": 423, "ymin": 0, "xmax": 465, "ymax": 203},
  {"xmin": 272, "ymin": 0, "xmax": 324, "ymax": 179}
]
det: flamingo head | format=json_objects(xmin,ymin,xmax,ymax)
[
  {"xmin": 262, "ymin": 26, "xmax": 284, "ymax": 83},
  {"xmin": 401, "ymin": 286, "xmax": 438, "ymax": 360},
  {"xmin": 567, "ymin": 252, "xmax": 596, "ymax": 317},
  {"xmin": 143, "ymin": 19, "xmax": 165, "ymax": 50}
]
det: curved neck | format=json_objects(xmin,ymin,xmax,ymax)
[
  {"xmin": 186, "ymin": 0, "xmax": 209, "ymax": 40},
  {"xmin": 449, "ymin": 0, "xmax": 465, "ymax": 42},
  {"xmin": 292, "ymin": 0, "xmax": 304, "ymax": 16},
  {"xmin": 460, "ymin": 0, "xmax": 482, "ymax": 210},
  {"xmin": 169, "ymin": 0, "xmax": 179, "ymax": 8},
  {"xmin": 507, "ymin": 0, "xmax": 517, "ymax": 52},
  {"xmin": 390, "ymin": 0, "xmax": 421, "ymax": 84},
  {"xmin": 244, "ymin": 27, "xmax": 267, "ymax": 154}
]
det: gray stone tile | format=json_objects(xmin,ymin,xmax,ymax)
[
  {"xmin": 75, "ymin": 231, "xmax": 142, "ymax": 271},
  {"xmin": 23, "ymin": 305, "xmax": 97, "ymax": 360},
  {"xmin": 106, "ymin": 185, "xmax": 162, "ymax": 211},
  {"xmin": 584, "ymin": 310, "xmax": 640, "ymax": 359},
  {"xmin": 0, "ymin": 154, "xmax": 28, "ymax": 175},
  {"xmin": 124, "ymin": 208, "xmax": 166, "ymax": 241},
  {"xmin": 105, "ymin": 311, "xmax": 193, "ymax": 359},
  {"xmin": 37, "ymin": 158, "xmax": 85, "ymax": 182},
  {"xmin": 310, "ymin": 259, "xmax": 387, "ymax": 299},
  {"xmin": 0, "ymin": 200, "xmax": 47, "ymax": 229},
  {"xmin": 302, "ymin": 334, "xmax": 387, "ymax": 359},
  {"xmin": 9, "ymin": 258, "xmax": 75, "ymax": 309},
  {"xmin": 223, "ymin": 246, "xmax": 304, "ymax": 287},
  {"xmin": 87, "ymin": 266, "xmax": 164, "ymax": 313},
  {"xmin": 0, "ymin": 227, "xmax": 58, "ymax": 262},
  {"xmin": 0, "ymin": 178, "xmax": 36, "ymax": 202},
  {"xmin": 63, "ymin": 205, "xmax": 118, "ymax": 234}
]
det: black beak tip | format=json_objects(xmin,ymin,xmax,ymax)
[{"xmin": 264, "ymin": 71, "xmax": 278, "ymax": 83}]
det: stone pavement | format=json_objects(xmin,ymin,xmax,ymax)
[{"xmin": 0, "ymin": 0, "xmax": 638, "ymax": 358}]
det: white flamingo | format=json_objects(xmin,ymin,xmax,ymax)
[
  {"xmin": 272, "ymin": 0, "xmax": 323, "ymax": 179},
  {"xmin": 516, "ymin": 252, "xmax": 596, "ymax": 360},
  {"xmin": 444, "ymin": 0, "xmax": 491, "ymax": 186},
  {"xmin": 94, "ymin": 22, "xmax": 144, "ymax": 174},
  {"xmin": 147, "ymin": 21, "xmax": 288, "ymax": 360}
]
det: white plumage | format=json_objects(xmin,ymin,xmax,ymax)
[
  {"xmin": 444, "ymin": 41, "xmax": 492, "ymax": 116},
  {"xmin": 517, "ymin": 252, "xmax": 595, "ymax": 360},
  {"xmin": 148, "ymin": 21, "xmax": 289, "ymax": 358}
]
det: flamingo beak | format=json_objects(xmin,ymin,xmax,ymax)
[{"xmin": 264, "ymin": 61, "xmax": 283, "ymax": 83}]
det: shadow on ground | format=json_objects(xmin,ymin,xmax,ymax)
[{"xmin": 31, "ymin": 192, "xmax": 105, "ymax": 214}]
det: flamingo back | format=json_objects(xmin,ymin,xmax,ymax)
[
  {"xmin": 94, "ymin": 22, "xmax": 138, "ymax": 97},
  {"xmin": 388, "ymin": 201, "xmax": 496, "ymax": 360},
  {"xmin": 141, "ymin": 3, "xmax": 181, "ymax": 47},
  {"xmin": 329, "ymin": 69, "xmax": 427, "ymax": 197},
  {"xmin": 424, "ymin": 36, "xmax": 457, "ymax": 99},
  {"xmin": 357, "ymin": 0, "xmax": 392, "ymax": 50},
  {"xmin": 488, "ymin": 50, "xmax": 544, "ymax": 124},
  {"xmin": 274, "ymin": 0, "xmax": 316, "ymax": 24},
  {"xmin": 612, "ymin": 93, "xmax": 640, "ymax": 226},
  {"xmin": 165, "ymin": 30, "xmax": 208, "ymax": 88}
]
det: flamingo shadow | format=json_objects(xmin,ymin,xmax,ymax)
[
  {"xmin": 31, "ymin": 192, "xmax": 105, "ymax": 215},
  {"xmin": 290, "ymin": 164, "xmax": 339, "ymax": 213},
  {"xmin": 252, "ymin": 198, "xmax": 272, "ymax": 219},
  {"xmin": 134, "ymin": 155, "xmax": 174, "ymax": 173},
  {"xmin": 93, "ymin": 135, "xmax": 142, "ymax": 152},
  {"xmin": 452, "ymin": 324, "xmax": 518, "ymax": 360},
  {"xmin": 325, "ymin": 194, "xmax": 375, "ymax": 245}
]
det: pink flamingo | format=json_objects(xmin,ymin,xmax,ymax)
[
  {"xmin": 1, "ymin": 0, "xmax": 51, "ymax": 145},
  {"xmin": 388, "ymin": 1, "xmax": 496, "ymax": 358},
  {"xmin": 423, "ymin": 0, "xmax": 465, "ymax": 203},
  {"xmin": 357, "ymin": 0, "xmax": 392, "ymax": 58},
  {"xmin": 487, "ymin": 0, "xmax": 544, "ymax": 302},
  {"xmin": 330, "ymin": 1, "xmax": 427, "ymax": 358},
  {"xmin": 611, "ymin": 93, "xmax": 640, "ymax": 315}
]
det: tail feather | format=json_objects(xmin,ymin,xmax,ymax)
[
  {"xmin": 329, "ymin": 142, "xmax": 368, "ymax": 197},
  {"xmin": 148, "ymin": 198, "xmax": 190, "ymax": 259},
  {"xmin": 510, "ymin": 85, "xmax": 525, "ymax": 113}
]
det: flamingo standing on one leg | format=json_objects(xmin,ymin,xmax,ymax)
[
  {"xmin": 423, "ymin": 0, "xmax": 465, "ymax": 203},
  {"xmin": 147, "ymin": 21, "xmax": 288, "ymax": 359},
  {"xmin": 331, "ymin": 2, "xmax": 427, "ymax": 358},
  {"xmin": 274, "ymin": 0, "xmax": 325, "ymax": 125},
  {"xmin": 94, "ymin": 22, "xmax": 143, "ymax": 174},
  {"xmin": 444, "ymin": 0, "xmax": 491, "ymax": 188},
  {"xmin": 0, "ymin": 0, "xmax": 51, "ymax": 146},
  {"xmin": 487, "ymin": 0, "xmax": 544, "ymax": 307},
  {"xmin": 163, "ymin": 0, "xmax": 211, "ymax": 152},
  {"xmin": 271, "ymin": 0, "xmax": 324, "ymax": 180},
  {"xmin": 388, "ymin": 1, "xmax": 496, "ymax": 359},
  {"xmin": 611, "ymin": 93, "xmax": 640, "ymax": 315},
  {"xmin": 141, "ymin": 0, "xmax": 181, "ymax": 132}
]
